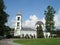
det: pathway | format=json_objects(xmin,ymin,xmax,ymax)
[{"xmin": 0, "ymin": 39, "xmax": 21, "ymax": 45}]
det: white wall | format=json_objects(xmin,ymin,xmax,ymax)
[{"xmin": 20, "ymin": 31, "xmax": 37, "ymax": 38}]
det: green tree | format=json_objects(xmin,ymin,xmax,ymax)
[
  {"xmin": 36, "ymin": 25, "xmax": 44, "ymax": 38},
  {"xmin": 44, "ymin": 5, "xmax": 55, "ymax": 33},
  {"xmin": 36, "ymin": 21, "xmax": 44, "ymax": 38},
  {"xmin": 0, "ymin": 0, "xmax": 9, "ymax": 36},
  {"xmin": 5, "ymin": 26, "xmax": 14, "ymax": 38},
  {"xmin": 55, "ymin": 29, "xmax": 60, "ymax": 37}
]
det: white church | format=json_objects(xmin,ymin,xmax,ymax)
[
  {"xmin": 14, "ymin": 11, "xmax": 37, "ymax": 38},
  {"xmin": 14, "ymin": 11, "xmax": 51, "ymax": 38}
]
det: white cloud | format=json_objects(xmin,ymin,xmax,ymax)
[
  {"xmin": 6, "ymin": 17, "xmax": 16, "ymax": 28},
  {"xmin": 22, "ymin": 15, "xmax": 39, "ymax": 29},
  {"xmin": 22, "ymin": 15, "xmax": 45, "ymax": 29},
  {"xmin": 54, "ymin": 9, "xmax": 60, "ymax": 28}
]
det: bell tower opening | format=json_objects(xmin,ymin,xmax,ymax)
[{"xmin": 17, "ymin": 17, "xmax": 20, "ymax": 21}]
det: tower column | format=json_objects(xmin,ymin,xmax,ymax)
[{"xmin": 14, "ymin": 11, "xmax": 22, "ymax": 36}]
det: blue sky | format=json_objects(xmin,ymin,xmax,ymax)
[{"xmin": 4, "ymin": 0, "xmax": 60, "ymax": 29}]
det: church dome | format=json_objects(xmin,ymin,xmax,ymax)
[{"xmin": 36, "ymin": 21, "xmax": 44, "ymax": 25}]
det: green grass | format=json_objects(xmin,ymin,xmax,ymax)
[{"xmin": 13, "ymin": 38, "xmax": 60, "ymax": 45}]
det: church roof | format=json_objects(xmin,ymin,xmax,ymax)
[{"xmin": 21, "ymin": 27, "xmax": 36, "ymax": 31}]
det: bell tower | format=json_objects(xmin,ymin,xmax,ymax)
[{"xmin": 14, "ymin": 11, "xmax": 22, "ymax": 36}]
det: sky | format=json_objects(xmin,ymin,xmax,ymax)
[{"xmin": 4, "ymin": 0, "xmax": 60, "ymax": 29}]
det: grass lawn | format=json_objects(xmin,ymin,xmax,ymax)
[{"xmin": 13, "ymin": 38, "xmax": 60, "ymax": 45}]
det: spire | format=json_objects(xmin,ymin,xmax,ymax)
[{"xmin": 17, "ymin": 11, "xmax": 21, "ymax": 16}]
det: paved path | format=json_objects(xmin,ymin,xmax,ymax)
[{"xmin": 0, "ymin": 39, "xmax": 21, "ymax": 45}]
